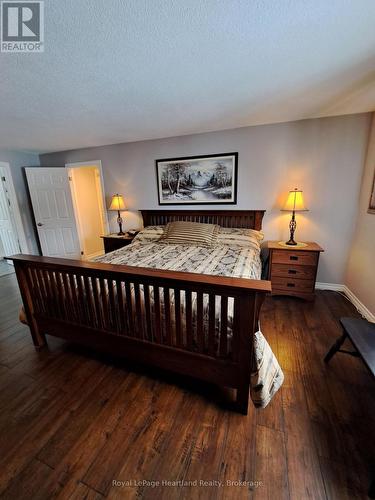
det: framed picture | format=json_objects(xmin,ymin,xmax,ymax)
[
  {"xmin": 156, "ymin": 153, "xmax": 238, "ymax": 205},
  {"xmin": 369, "ymin": 167, "xmax": 375, "ymax": 214}
]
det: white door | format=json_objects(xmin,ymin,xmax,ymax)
[
  {"xmin": 26, "ymin": 168, "xmax": 81, "ymax": 259},
  {"xmin": 0, "ymin": 173, "xmax": 20, "ymax": 257}
]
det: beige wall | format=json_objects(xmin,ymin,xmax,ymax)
[
  {"xmin": 70, "ymin": 167, "xmax": 104, "ymax": 257},
  {"xmin": 346, "ymin": 113, "xmax": 375, "ymax": 315},
  {"xmin": 40, "ymin": 113, "xmax": 372, "ymax": 284}
]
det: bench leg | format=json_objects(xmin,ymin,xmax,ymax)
[{"xmin": 324, "ymin": 331, "xmax": 347, "ymax": 364}]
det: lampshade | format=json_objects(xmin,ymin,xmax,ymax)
[
  {"xmin": 109, "ymin": 194, "xmax": 126, "ymax": 211},
  {"xmin": 281, "ymin": 188, "xmax": 308, "ymax": 212}
]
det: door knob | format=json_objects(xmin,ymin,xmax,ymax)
[{"xmin": 37, "ymin": 222, "xmax": 44, "ymax": 226}]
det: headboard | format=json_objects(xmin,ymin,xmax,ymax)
[{"xmin": 140, "ymin": 210, "xmax": 265, "ymax": 230}]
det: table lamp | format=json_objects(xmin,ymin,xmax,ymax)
[
  {"xmin": 280, "ymin": 188, "xmax": 308, "ymax": 245},
  {"xmin": 109, "ymin": 194, "xmax": 126, "ymax": 235}
]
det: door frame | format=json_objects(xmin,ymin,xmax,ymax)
[
  {"xmin": 65, "ymin": 160, "xmax": 109, "ymax": 255},
  {"xmin": 0, "ymin": 162, "xmax": 29, "ymax": 254}
]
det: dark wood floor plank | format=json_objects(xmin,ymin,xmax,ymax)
[
  {"xmin": 319, "ymin": 457, "xmax": 368, "ymax": 500},
  {"xmin": 0, "ymin": 384, "xmax": 64, "ymax": 456},
  {"xmin": 82, "ymin": 377, "xmax": 164, "ymax": 495},
  {"xmin": 312, "ymin": 418, "xmax": 369, "ymax": 496},
  {"xmin": 0, "ymin": 363, "xmax": 112, "ymax": 494},
  {"xmin": 37, "ymin": 367, "xmax": 129, "ymax": 468},
  {"xmin": 0, "ymin": 370, "xmax": 36, "ymax": 408},
  {"xmin": 216, "ymin": 408, "xmax": 257, "ymax": 500},
  {"xmin": 0, "ymin": 326, "xmax": 28, "ymax": 346},
  {"xmin": 253, "ymin": 425, "xmax": 289, "ymax": 500},
  {"xmin": 0, "ymin": 357, "xmax": 108, "ymax": 442},
  {"xmin": 0, "ymin": 273, "xmax": 374, "ymax": 500},
  {"xmin": 300, "ymin": 349, "xmax": 337, "ymax": 423},
  {"xmin": 281, "ymin": 369, "xmax": 316, "ymax": 448},
  {"xmin": 283, "ymin": 406, "xmax": 326, "ymax": 500},
  {"xmin": 285, "ymin": 431, "xmax": 327, "ymax": 500},
  {"xmin": 132, "ymin": 394, "xmax": 213, "ymax": 500},
  {"xmin": 106, "ymin": 384, "xmax": 187, "ymax": 499},
  {"xmin": 30, "ymin": 373, "xmax": 148, "ymax": 499},
  {"xmin": 66, "ymin": 482, "xmax": 105, "ymax": 500},
  {"xmin": 256, "ymin": 388, "xmax": 284, "ymax": 433},
  {"xmin": 158, "ymin": 403, "xmax": 230, "ymax": 500},
  {"xmin": 0, "ymin": 459, "xmax": 56, "ymax": 500}
]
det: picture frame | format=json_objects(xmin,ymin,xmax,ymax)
[
  {"xmin": 369, "ymin": 167, "xmax": 375, "ymax": 214},
  {"xmin": 155, "ymin": 153, "xmax": 238, "ymax": 205}
]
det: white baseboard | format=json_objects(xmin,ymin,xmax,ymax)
[
  {"xmin": 342, "ymin": 286, "xmax": 375, "ymax": 323},
  {"xmin": 315, "ymin": 282, "xmax": 345, "ymax": 292},
  {"xmin": 316, "ymin": 282, "xmax": 375, "ymax": 323}
]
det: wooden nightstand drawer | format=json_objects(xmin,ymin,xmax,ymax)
[
  {"xmin": 267, "ymin": 241, "xmax": 323, "ymax": 300},
  {"xmin": 272, "ymin": 249, "xmax": 318, "ymax": 267},
  {"xmin": 272, "ymin": 277, "xmax": 314, "ymax": 293},
  {"xmin": 271, "ymin": 263, "xmax": 316, "ymax": 280}
]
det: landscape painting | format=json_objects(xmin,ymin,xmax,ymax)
[{"xmin": 156, "ymin": 153, "xmax": 238, "ymax": 205}]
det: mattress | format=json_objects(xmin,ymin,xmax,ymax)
[{"xmin": 94, "ymin": 239, "xmax": 262, "ymax": 280}]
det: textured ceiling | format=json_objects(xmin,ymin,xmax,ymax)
[{"xmin": 1, "ymin": 0, "xmax": 375, "ymax": 153}]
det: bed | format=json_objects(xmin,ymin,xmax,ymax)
[{"xmin": 10, "ymin": 210, "xmax": 281, "ymax": 414}]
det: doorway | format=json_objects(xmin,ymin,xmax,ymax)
[
  {"xmin": 25, "ymin": 162, "xmax": 108, "ymax": 260},
  {"xmin": 0, "ymin": 163, "xmax": 23, "ymax": 275},
  {"xmin": 67, "ymin": 161, "xmax": 108, "ymax": 259}
]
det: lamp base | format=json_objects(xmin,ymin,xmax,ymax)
[
  {"xmin": 285, "ymin": 239, "xmax": 297, "ymax": 246},
  {"xmin": 117, "ymin": 212, "xmax": 125, "ymax": 236},
  {"xmin": 278, "ymin": 241, "xmax": 307, "ymax": 248}
]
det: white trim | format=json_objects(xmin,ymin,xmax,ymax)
[
  {"xmin": 0, "ymin": 162, "xmax": 30, "ymax": 253},
  {"xmin": 316, "ymin": 282, "xmax": 375, "ymax": 323},
  {"xmin": 67, "ymin": 169, "xmax": 85, "ymax": 256},
  {"xmin": 65, "ymin": 160, "xmax": 109, "ymax": 235},
  {"xmin": 315, "ymin": 282, "xmax": 345, "ymax": 292},
  {"xmin": 342, "ymin": 286, "xmax": 375, "ymax": 323}
]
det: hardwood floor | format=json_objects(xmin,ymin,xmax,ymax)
[
  {"xmin": 0, "ymin": 260, "xmax": 14, "ymax": 277},
  {"xmin": 0, "ymin": 272, "xmax": 374, "ymax": 499}
]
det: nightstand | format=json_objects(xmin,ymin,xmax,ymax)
[
  {"xmin": 267, "ymin": 241, "xmax": 324, "ymax": 301},
  {"xmin": 101, "ymin": 233, "xmax": 137, "ymax": 254}
]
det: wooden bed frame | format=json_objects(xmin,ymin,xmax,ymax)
[{"xmin": 9, "ymin": 209, "xmax": 271, "ymax": 414}]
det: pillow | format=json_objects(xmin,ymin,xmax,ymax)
[
  {"xmin": 161, "ymin": 221, "xmax": 219, "ymax": 247},
  {"xmin": 217, "ymin": 227, "xmax": 264, "ymax": 248},
  {"xmin": 132, "ymin": 225, "xmax": 165, "ymax": 244}
]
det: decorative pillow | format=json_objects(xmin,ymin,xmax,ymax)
[
  {"xmin": 217, "ymin": 227, "xmax": 264, "ymax": 248},
  {"xmin": 161, "ymin": 221, "xmax": 219, "ymax": 247},
  {"xmin": 132, "ymin": 225, "xmax": 165, "ymax": 244}
]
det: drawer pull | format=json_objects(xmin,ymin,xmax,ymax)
[
  {"xmin": 288, "ymin": 269, "xmax": 297, "ymax": 274},
  {"xmin": 287, "ymin": 283, "xmax": 295, "ymax": 288},
  {"xmin": 290, "ymin": 256, "xmax": 298, "ymax": 261}
]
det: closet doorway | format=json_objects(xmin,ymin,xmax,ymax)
[{"xmin": 66, "ymin": 161, "xmax": 108, "ymax": 259}]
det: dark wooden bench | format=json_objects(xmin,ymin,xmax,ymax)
[{"xmin": 324, "ymin": 317, "xmax": 375, "ymax": 498}]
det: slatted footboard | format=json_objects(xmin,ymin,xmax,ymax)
[{"xmin": 10, "ymin": 254, "xmax": 271, "ymax": 414}]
